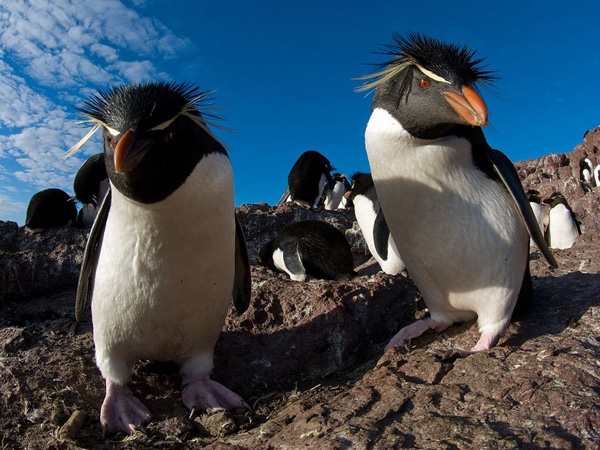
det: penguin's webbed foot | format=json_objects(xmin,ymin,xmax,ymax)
[
  {"xmin": 100, "ymin": 380, "xmax": 151, "ymax": 437},
  {"xmin": 385, "ymin": 318, "xmax": 450, "ymax": 352},
  {"xmin": 182, "ymin": 377, "xmax": 250, "ymax": 416}
]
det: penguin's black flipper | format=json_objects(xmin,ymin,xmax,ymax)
[
  {"xmin": 325, "ymin": 171, "xmax": 335, "ymax": 192},
  {"xmin": 233, "ymin": 214, "xmax": 252, "ymax": 314},
  {"xmin": 276, "ymin": 185, "xmax": 291, "ymax": 206},
  {"xmin": 373, "ymin": 209, "xmax": 390, "ymax": 261},
  {"xmin": 75, "ymin": 188, "xmax": 111, "ymax": 321},
  {"xmin": 485, "ymin": 146, "xmax": 558, "ymax": 268}
]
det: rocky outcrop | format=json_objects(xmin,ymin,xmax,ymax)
[{"xmin": 0, "ymin": 128, "xmax": 599, "ymax": 449}]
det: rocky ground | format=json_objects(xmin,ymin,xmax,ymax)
[{"xmin": 1, "ymin": 129, "xmax": 600, "ymax": 449}]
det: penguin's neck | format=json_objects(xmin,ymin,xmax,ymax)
[{"xmin": 366, "ymin": 107, "xmax": 474, "ymax": 186}]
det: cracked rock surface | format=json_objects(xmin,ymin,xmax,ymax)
[{"xmin": 1, "ymin": 129, "xmax": 600, "ymax": 448}]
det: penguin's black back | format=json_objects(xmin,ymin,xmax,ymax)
[
  {"xmin": 26, "ymin": 188, "xmax": 77, "ymax": 230},
  {"xmin": 263, "ymin": 220, "xmax": 356, "ymax": 281},
  {"xmin": 288, "ymin": 150, "xmax": 331, "ymax": 205},
  {"xmin": 74, "ymin": 153, "xmax": 107, "ymax": 205}
]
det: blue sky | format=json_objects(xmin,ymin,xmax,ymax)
[{"xmin": 1, "ymin": 0, "xmax": 599, "ymax": 225}]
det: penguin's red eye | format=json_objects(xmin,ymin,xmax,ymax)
[
  {"xmin": 108, "ymin": 138, "xmax": 116, "ymax": 149},
  {"xmin": 419, "ymin": 79, "xmax": 431, "ymax": 89}
]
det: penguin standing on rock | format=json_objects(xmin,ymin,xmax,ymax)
[
  {"xmin": 74, "ymin": 153, "xmax": 109, "ymax": 227},
  {"xmin": 346, "ymin": 172, "xmax": 405, "ymax": 274},
  {"xmin": 579, "ymin": 157, "xmax": 595, "ymax": 192},
  {"xmin": 358, "ymin": 33, "xmax": 557, "ymax": 355},
  {"xmin": 69, "ymin": 81, "xmax": 252, "ymax": 435},
  {"xmin": 544, "ymin": 192, "xmax": 581, "ymax": 249},
  {"xmin": 258, "ymin": 220, "xmax": 356, "ymax": 281},
  {"xmin": 277, "ymin": 150, "xmax": 335, "ymax": 209},
  {"xmin": 322, "ymin": 173, "xmax": 350, "ymax": 210},
  {"xmin": 579, "ymin": 157, "xmax": 594, "ymax": 184},
  {"xmin": 526, "ymin": 190, "xmax": 545, "ymax": 247},
  {"xmin": 25, "ymin": 188, "xmax": 77, "ymax": 233}
]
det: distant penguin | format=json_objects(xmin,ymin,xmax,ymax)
[
  {"xmin": 347, "ymin": 172, "xmax": 405, "ymax": 274},
  {"xmin": 526, "ymin": 190, "xmax": 544, "ymax": 247},
  {"xmin": 25, "ymin": 188, "xmax": 77, "ymax": 233},
  {"xmin": 579, "ymin": 157, "xmax": 594, "ymax": 184},
  {"xmin": 322, "ymin": 173, "xmax": 350, "ymax": 210},
  {"xmin": 594, "ymin": 164, "xmax": 600, "ymax": 188},
  {"xmin": 544, "ymin": 192, "xmax": 581, "ymax": 249},
  {"xmin": 277, "ymin": 150, "xmax": 334, "ymax": 209},
  {"xmin": 74, "ymin": 153, "xmax": 109, "ymax": 227},
  {"xmin": 259, "ymin": 220, "xmax": 356, "ymax": 281}
]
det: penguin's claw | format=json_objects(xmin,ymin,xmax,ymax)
[
  {"xmin": 100, "ymin": 380, "xmax": 151, "ymax": 437},
  {"xmin": 182, "ymin": 378, "xmax": 249, "ymax": 414}
]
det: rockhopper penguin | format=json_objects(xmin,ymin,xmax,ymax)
[
  {"xmin": 357, "ymin": 33, "xmax": 557, "ymax": 355},
  {"xmin": 73, "ymin": 152, "xmax": 109, "ymax": 227},
  {"xmin": 544, "ymin": 192, "xmax": 581, "ymax": 249},
  {"xmin": 69, "ymin": 81, "xmax": 252, "ymax": 435},
  {"xmin": 526, "ymin": 189, "xmax": 545, "ymax": 247},
  {"xmin": 277, "ymin": 150, "xmax": 335, "ymax": 209},
  {"xmin": 346, "ymin": 172, "xmax": 405, "ymax": 274}
]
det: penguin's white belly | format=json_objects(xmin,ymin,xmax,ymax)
[
  {"xmin": 92, "ymin": 153, "xmax": 235, "ymax": 379},
  {"xmin": 547, "ymin": 205, "xmax": 578, "ymax": 249},
  {"xmin": 353, "ymin": 195, "xmax": 404, "ymax": 274},
  {"xmin": 272, "ymin": 248, "xmax": 305, "ymax": 281},
  {"xmin": 324, "ymin": 181, "xmax": 345, "ymax": 210},
  {"xmin": 365, "ymin": 108, "xmax": 527, "ymax": 328},
  {"xmin": 529, "ymin": 202, "xmax": 544, "ymax": 247}
]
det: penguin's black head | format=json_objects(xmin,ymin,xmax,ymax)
[
  {"xmin": 357, "ymin": 32, "xmax": 497, "ymax": 140},
  {"xmin": 70, "ymin": 81, "xmax": 227, "ymax": 203},
  {"xmin": 526, "ymin": 189, "xmax": 542, "ymax": 204},
  {"xmin": 346, "ymin": 172, "xmax": 374, "ymax": 202},
  {"xmin": 544, "ymin": 192, "xmax": 569, "ymax": 208},
  {"xmin": 73, "ymin": 153, "xmax": 107, "ymax": 205}
]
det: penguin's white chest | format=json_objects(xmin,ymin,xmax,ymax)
[
  {"xmin": 547, "ymin": 204, "xmax": 578, "ymax": 249},
  {"xmin": 324, "ymin": 181, "xmax": 345, "ymax": 210},
  {"xmin": 92, "ymin": 153, "xmax": 235, "ymax": 365},
  {"xmin": 365, "ymin": 108, "xmax": 527, "ymax": 326}
]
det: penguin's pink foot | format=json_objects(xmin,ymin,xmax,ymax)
[
  {"xmin": 385, "ymin": 318, "xmax": 450, "ymax": 352},
  {"xmin": 182, "ymin": 377, "xmax": 250, "ymax": 415},
  {"xmin": 100, "ymin": 380, "xmax": 151, "ymax": 436}
]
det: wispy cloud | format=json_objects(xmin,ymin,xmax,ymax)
[{"xmin": 0, "ymin": 0, "xmax": 192, "ymax": 224}]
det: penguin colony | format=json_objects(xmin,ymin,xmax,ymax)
[{"xmin": 41, "ymin": 31, "xmax": 593, "ymax": 435}]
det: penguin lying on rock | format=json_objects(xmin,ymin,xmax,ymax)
[
  {"xmin": 25, "ymin": 188, "xmax": 77, "ymax": 233},
  {"xmin": 358, "ymin": 32, "xmax": 557, "ymax": 356},
  {"xmin": 68, "ymin": 81, "xmax": 252, "ymax": 435},
  {"xmin": 346, "ymin": 172, "xmax": 405, "ymax": 275},
  {"xmin": 258, "ymin": 220, "xmax": 357, "ymax": 281},
  {"xmin": 277, "ymin": 150, "xmax": 335, "ymax": 209}
]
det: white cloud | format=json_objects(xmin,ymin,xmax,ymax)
[
  {"xmin": 90, "ymin": 43, "xmax": 119, "ymax": 62},
  {"xmin": 0, "ymin": 0, "xmax": 192, "ymax": 224}
]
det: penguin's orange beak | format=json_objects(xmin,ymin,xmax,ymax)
[
  {"xmin": 114, "ymin": 130, "xmax": 151, "ymax": 173},
  {"xmin": 442, "ymin": 86, "xmax": 488, "ymax": 127}
]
